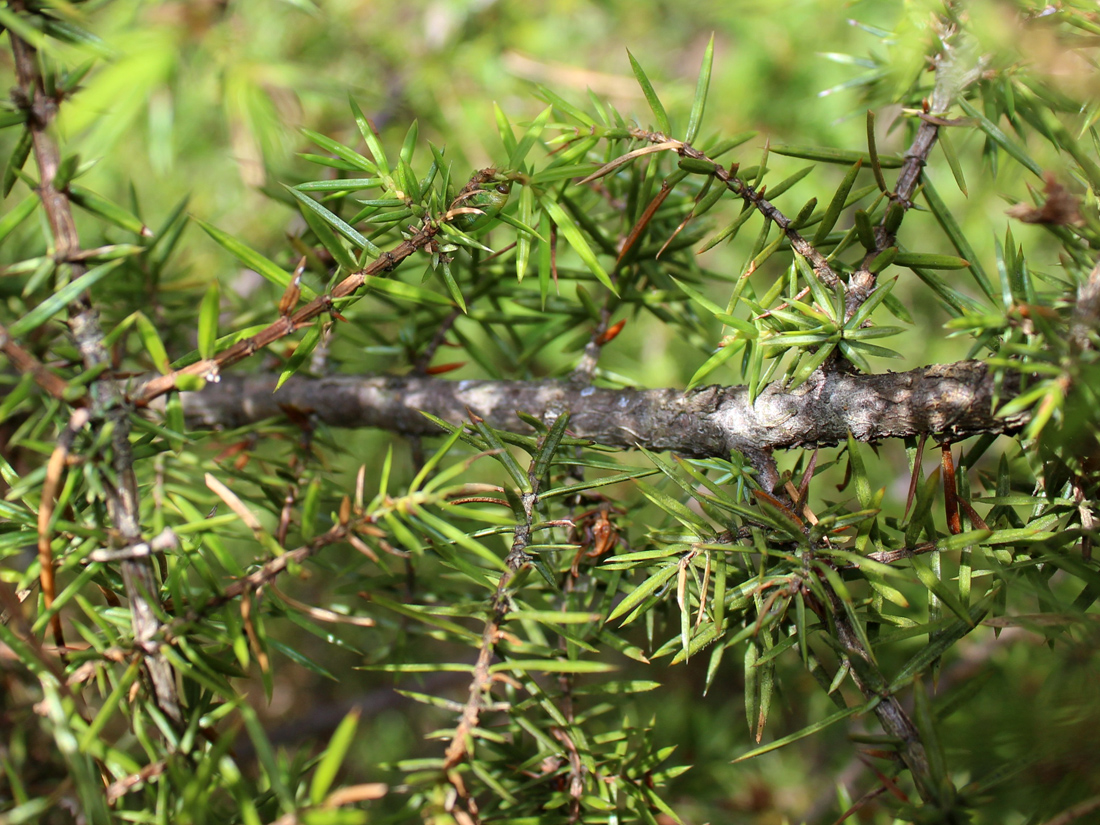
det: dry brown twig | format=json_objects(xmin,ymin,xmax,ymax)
[{"xmin": 37, "ymin": 408, "xmax": 91, "ymax": 648}]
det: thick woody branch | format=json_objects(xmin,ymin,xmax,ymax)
[{"xmin": 177, "ymin": 361, "xmax": 1023, "ymax": 457}]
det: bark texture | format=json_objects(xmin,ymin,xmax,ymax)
[{"xmin": 176, "ymin": 361, "xmax": 1023, "ymax": 458}]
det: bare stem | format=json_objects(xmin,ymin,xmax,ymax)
[
  {"xmin": 414, "ymin": 308, "xmax": 462, "ymax": 374},
  {"xmin": 173, "ymin": 524, "xmax": 353, "ymax": 627},
  {"xmin": 810, "ymin": 583, "xmax": 944, "ymax": 805},
  {"xmin": 570, "ymin": 305, "xmax": 611, "ymax": 384},
  {"xmin": 178, "ymin": 361, "xmax": 1025, "ymax": 458}
]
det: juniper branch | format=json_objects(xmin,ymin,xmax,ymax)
[
  {"xmin": 9, "ymin": 6, "xmax": 180, "ymax": 722},
  {"xmin": 135, "ymin": 170, "xmax": 500, "ymax": 406},
  {"xmin": 608, "ymin": 128, "xmax": 841, "ymax": 288},
  {"xmin": 177, "ymin": 361, "xmax": 1024, "ymax": 458},
  {"xmin": 845, "ymin": 19, "xmax": 982, "ymax": 319}
]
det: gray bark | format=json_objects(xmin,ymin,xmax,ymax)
[{"xmin": 176, "ymin": 361, "xmax": 1023, "ymax": 459}]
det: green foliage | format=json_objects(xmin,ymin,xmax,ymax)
[{"xmin": 2, "ymin": 2, "xmax": 1100, "ymax": 825}]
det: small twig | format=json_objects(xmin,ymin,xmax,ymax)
[
  {"xmin": 86, "ymin": 529, "xmax": 179, "ymax": 563},
  {"xmin": 135, "ymin": 223, "xmax": 438, "ymax": 404},
  {"xmin": 9, "ymin": 8, "xmax": 181, "ymax": 722},
  {"xmin": 136, "ymin": 170, "xmax": 500, "ymax": 406},
  {"xmin": 552, "ymin": 726, "xmax": 585, "ymax": 821},
  {"xmin": 443, "ymin": 451, "xmax": 546, "ymax": 823},
  {"xmin": 745, "ymin": 448, "xmax": 781, "ymax": 496},
  {"xmin": 414, "ymin": 308, "xmax": 462, "ymax": 374},
  {"xmin": 622, "ymin": 128, "xmax": 841, "ymax": 289},
  {"xmin": 37, "ymin": 409, "xmax": 90, "ymax": 648},
  {"xmin": 444, "ymin": 501, "xmax": 534, "ymax": 768},
  {"xmin": 570, "ymin": 306, "xmax": 611, "ymax": 385},
  {"xmin": 1074, "ymin": 480, "xmax": 1095, "ymax": 562},
  {"xmin": 308, "ymin": 320, "xmax": 334, "ymax": 375},
  {"xmin": 0, "ymin": 322, "xmax": 78, "ymax": 402},
  {"xmin": 845, "ymin": 21, "xmax": 978, "ymax": 321},
  {"xmin": 175, "ymin": 523, "xmax": 352, "ymax": 626},
  {"xmin": 276, "ymin": 480, "xmax": 299, "ymax": 547},
  {"xmin": 806, "ymin": 583, "xmax": 944, "ymax": 805},
  {"xmin": 440, "ymin": 548, "xmax": 528, "ymax": 825}
]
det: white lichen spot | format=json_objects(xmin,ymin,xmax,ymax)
[
  {"xmin": 580, "ymin": 386, "xmax": 595, "ymax": 397},
  {"xmin": 617, "ymin": 396, "xmax": 629, "ymax": 408}
]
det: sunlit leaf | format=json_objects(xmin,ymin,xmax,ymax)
[{"xmin": 627, "ymin": 50, "xmax": 672, "ymax": 135}]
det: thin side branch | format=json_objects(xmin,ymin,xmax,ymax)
[
  {"xmin": 845, "ymin": 20, "xmax": 981, "ymax": 319},
  {"xmin": 135, "ymin": 223, "xmax": 438, "ymax": 403},
  {"xmin": 570, "ymin": 305, "xmax": 612, "ymax": 384},
  {"xmin": 0, "ymin": 322, "xmax": 77, "ymax": 402},
  {"xmin": 811, "ymin": 583, "xmax": 944, "ymax": 806},
  {"xmin": 135, "ymin": 170, "xmax": 499, "ymax": 405},
  {"xmin": 439, "ymin": 413, "xmax": 587, "ymax": 820},
  {"xmin": 9, "ymin": 7, "xmax": 181, "ymax": 721},
  {"xmin": 621, "ymin": 128, "xmax": 841, "ymax": 288},
  {"xmin": 442, "ymin": 463, "xmax": 538, "ymax": 824},
  {"xmin": 176, "ymin": 523, "xmax": 351, "ymax": 624},
  {"xmin": 38, "ymin": 408, "xmax": 90, "ymax": 647}
]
